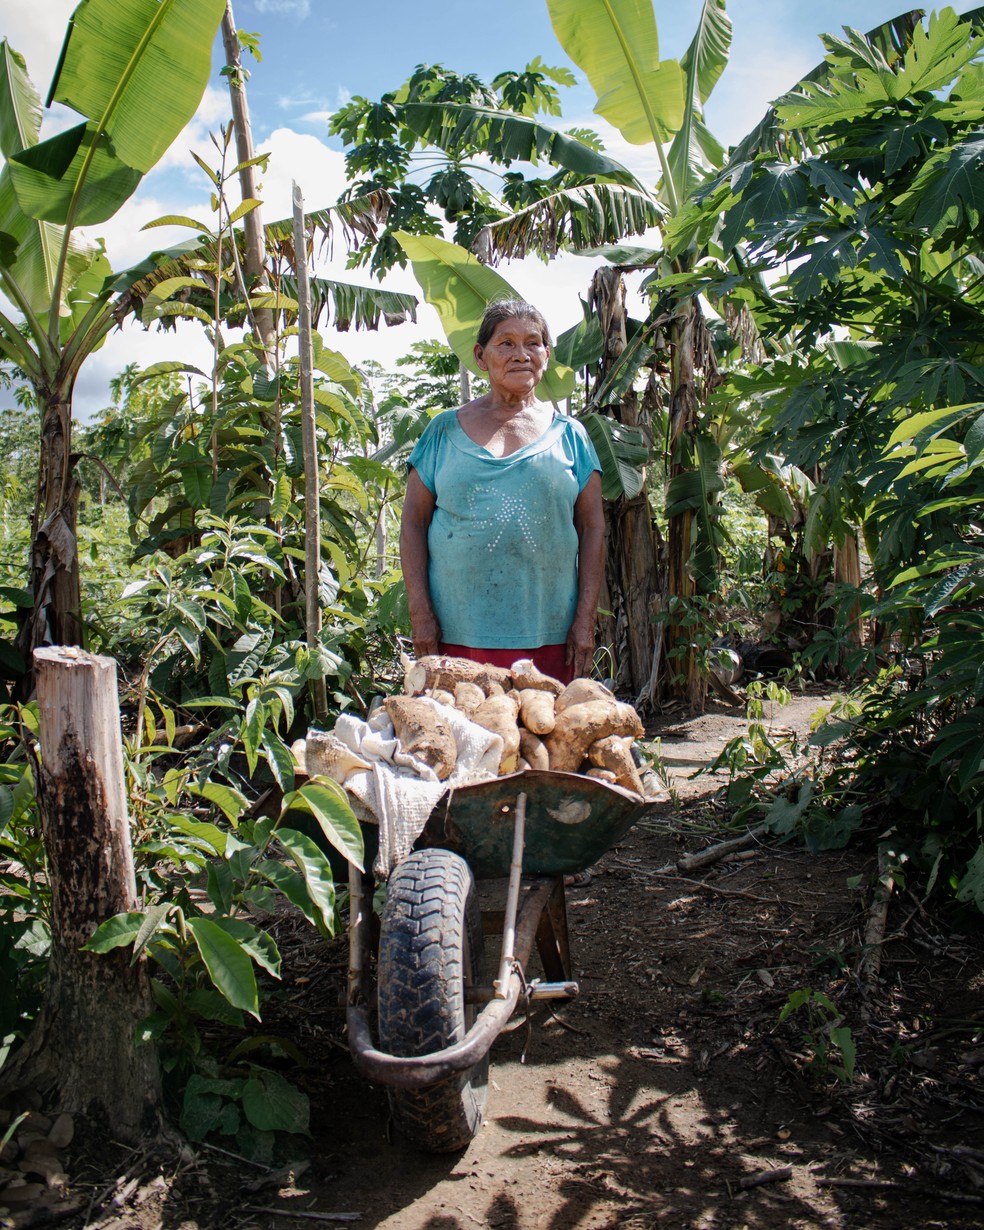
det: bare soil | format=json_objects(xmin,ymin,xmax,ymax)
[{"xmin": 8, "ymin": 686, "xmax": 984, "ymax": 1229}]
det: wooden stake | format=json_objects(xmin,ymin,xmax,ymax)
[{"xmin": 292, "ymin": 182, "xmax": 328, "ymax": 722}]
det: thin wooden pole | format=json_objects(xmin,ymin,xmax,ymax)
[
  {"xmin": 292, "ymin": 183, "xmax": 328, "ymax": 723},
  {"xmin": 221, "ymin": 2, "xmax": 276, "ymax": 364}
]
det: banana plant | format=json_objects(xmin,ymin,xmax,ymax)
[
  {"xmin": 537, "ymin": 0, "xmax": 733, "ymax": 708},
  {"xmin": 0, "ymin": 0, "xmax": 226, "ymax": 675}
]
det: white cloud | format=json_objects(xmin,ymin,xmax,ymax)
[
  {"xmin": 253, "ymin": 0, "xmax": 311, "ymax": 16},
  {"xmin": 1, "ymin": 2, "xmax": 74, "ymax": 85}
]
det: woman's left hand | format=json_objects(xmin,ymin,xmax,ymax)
[{"xmin": 565, "ymin": 613, "xmax": 596, "ymax": 680}]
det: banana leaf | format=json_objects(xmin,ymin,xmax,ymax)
[
  {"xmin": 10, "ymin": 0, "xmax": 224, "ymax": 226},
  {"xmin": 547, "ymin": 0, "xmax": 686, "ymax": 146},
  {"xmin": 582, "ymin": 413, "xmax": 651, "ymax": 501},
  {"xmin": 394, "ymin": 231, "xmax": 575, "ymax": 403}
]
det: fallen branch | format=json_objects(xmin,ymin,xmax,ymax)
[
  {"xmin": 245, "ymin": 1209, "xmax": 362, "ymax": 1223},
  {"xmin": 815, "ymin": 1178, "xmax": 984, "ymax": 1205},
  {"xmin": 735, "ymin": 1165, "xmax": 793, "ymax": 1191},
  {"xmin": 649, "ymin": 825, "xmax": 768, "ymax": 877}
]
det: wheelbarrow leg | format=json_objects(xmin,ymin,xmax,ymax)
[{"xmin": 535, "ymin": 877, "xmax": 573, "ymax": 983}]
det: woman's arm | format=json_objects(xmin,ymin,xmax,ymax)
[
  {"xmin": 400, "ymin": 467, "xmax": 441, "ymax": 658},
  {"xmin": 567, "ymin": 470, "xmax": 605, "ymax": 679}
]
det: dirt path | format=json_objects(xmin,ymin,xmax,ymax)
[
  {"xmin": 52, "ymin": 688, "xmax": 984, "ymax": 1229},
  {"xmin": 252, "ymin": 687, "xmax": 981, "ymax": 1230}
]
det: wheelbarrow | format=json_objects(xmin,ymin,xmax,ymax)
[{"xmin": 345, "ymin": 768, "xmax": 661, "ymax": 1152}]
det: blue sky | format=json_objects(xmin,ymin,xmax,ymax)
[{"xmin": 3, "ymin": 1, "xmax": 975, "ymax": 416}]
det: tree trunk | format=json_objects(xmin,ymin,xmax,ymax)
[
  {"xmin": 221, "ymin": 2, "xmax": 276, "ymax": 363},
  {"xmin": 2, "ymin": 649, "xmax": 162, "ymax": 1140},
  {"xmin": 18, "ymin": 396, "xmax": 84, "ymax": 674}
]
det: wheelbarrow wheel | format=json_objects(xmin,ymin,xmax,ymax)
[{"xmin": 377, "ymin": 847, "xmax": 487, "ymax": 1152}]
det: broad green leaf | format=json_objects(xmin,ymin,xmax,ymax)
[
  {"xmin": 228, "ymin": 198, "xmax": 261, "ymax": 226},
  {"xmin": 262, "ymin": 729, "xmax": 295, "ymax": 795},
  {"xmin": 168, "ymin": 815, "xmax": 227, "ymax": 857},
  {"xmin": 130, "ymin": 901, "xmax": 175, "ymax": 963},
  {"xmin": 269, "ymin": 470, "xmax": 291, "ymax": 522},
  {"xmin": 210, "ymin": 918, "xmax": 281, "ymax": 979},
  {"xmin": 9, "ymin": 122, "xmax": 142, "ymax": 225},
  {"xmin": 181, "ymin": 460, "xmax": 212, "ymax": 509},
  {"xmin": 887, "ymin": 403, "xmax": 982, "ymax": 447},
  {"xmin": 189, "ymin": 780, "xmax": 247, "ymax": 825},
  {"xmin": 673, "ymin": 0, "xmax": 732, "ymax": 177},
  {"xmin": 398, "ymin": 101, "xmax": 646, "ymax": 186},
  {"xmin": 83, "ymin": 910, "xmax": 146, "ymax": 953},
  {"xmin": 256, "ymin": 859, "xmax": 320, "ymax": 928},
  {"xmin": 186, "ymin": 915, "xmax": 260, "ymax": 1018},
  {"xmin": 285, "ymin": 781, "xmax": 363, "ymax": 871},
  {"xmin": 141, "ymin": 213, "xmax": 213, "ymax": 233},
  {"xmin": 226, "ymin": 625, "xmax": 274, "ymax": 688},
  {"xmin": 0, "ymin": 165, "xmax": 97, "ymax": 317},
  {"xmin": 0, "ymin": 41, "xmax": 41, "ymax": 160},
  {"xmin": 49, "ymin": 0, "xmax": 225, "ymax": 174},
  {"xmin": 581, "ymin": 413, "xmax": 649, "ymax": 500},
  {"xmin": 904, "ymin": 133, "xmax": 984, "ymax": 242},
  {"xmin": 394, "ymin": 232, "xmax": 574, "ymax": 402},
  {"xmin": 478, "ymin": 183, "xmax": 663, "ymax": 264},
  {"xmin": 554, "ymin": 309, "xmax": 605, "ymax": 371},
  {"xmin": 275, "ymin": 828, "xmax": 339, "ymax": 934},
  {"xmin": 140, "ymin": 275, "xmax": 214, "ymax": 325},
  {"xmin": 547, "ymin": 0, "xmax": 685, "ymax": 146},
  {"xmin": 206, "ymin": 859, "xmax": 234, "ymax": 914},
  {"xmin": 242, "ymin": 1068, "xmax": 309, "ymax": 1134}
]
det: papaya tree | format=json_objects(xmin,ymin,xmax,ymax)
[{"xmin": 678, "ymin": 3, "xmax": 984, "ymax": 906}]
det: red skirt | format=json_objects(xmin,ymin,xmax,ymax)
[{"xmin": 439, "ymin": 642, "xmax": 573, "ymax": 686}]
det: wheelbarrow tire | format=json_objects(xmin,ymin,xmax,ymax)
[{"xmin": 377, "ymin": 847, "xmax": 487, "ymax": 1152}]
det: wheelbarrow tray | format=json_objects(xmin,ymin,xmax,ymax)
[{"xmin": 419, "ymin": 768, "xmax": 659, "ymax": 879}]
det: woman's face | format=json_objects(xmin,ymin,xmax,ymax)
[{"xmin": 474, "ymin": 317, "xmax": 550, "ymax": 398}]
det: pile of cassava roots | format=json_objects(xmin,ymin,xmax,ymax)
[{"xmin": 383, "ymin": 654, "xmax": 648, "ymax": 796}]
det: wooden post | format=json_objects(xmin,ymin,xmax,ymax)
[
  {"xmin": 2, "ymin": 648, "xmax": 162, "ymax": 1139},
  {"xmin": 292, "ymin": 183, "xmax": 328, "ymax": 722}
]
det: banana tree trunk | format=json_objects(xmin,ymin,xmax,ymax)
[
  {"xmin": 603, "ymin": 486, "xmax": 663, "ymax": 699},
  {"xmin": 18, "ymin": 393, "xmax": 84, "ymax": 671},
  {"xmin": 588, "ymin": 268, "xmax": 663, "ymax": 704},
  {"xmin": 664, "ymin": 297, "xmax": 706, "ymax": 711}
]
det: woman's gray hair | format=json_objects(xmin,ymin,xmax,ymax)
[{"xmin": 476, "ymin": 298, "xmax": 552, "ymax": 348}]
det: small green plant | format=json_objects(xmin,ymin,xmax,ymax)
[
  {"xmin": 0, "ymin": 702, "xmax": 47, "ymax": 1062},
  {"xmin": 635, "ymin": 738, "xmax": 679, "ymax": 808},
  {"xmin": 703, "ymin": 679, "xmax": 795, "ymax": 805},
  {"xmin": 86, "ymin": 774, "xmax": 362, "ymax": 1160},
  {"xmin": 778, "ymin": 987, "xmax": 856, "ymax": 1084}
]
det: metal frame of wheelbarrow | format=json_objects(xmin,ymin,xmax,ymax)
[
  {"xmin": 345, "ymin": 769, "xmax": 660, "ymax": 1093},
  {"xmin": 345, "ymin": 792, "xmax": 579, "ymax": 1090}
]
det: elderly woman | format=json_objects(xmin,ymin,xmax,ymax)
[{"xmin": 400, "ymin": 299, "xmax": 605, "ymax": 685}]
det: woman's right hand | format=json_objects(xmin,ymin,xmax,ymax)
[{"xmin": 410, "ymin": 608, "xmax": 441, "ymax": 659}]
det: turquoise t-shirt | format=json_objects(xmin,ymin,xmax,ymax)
[{"xmin": 407, "ymin": 410, "xmax": 602, "ymax": 648}]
